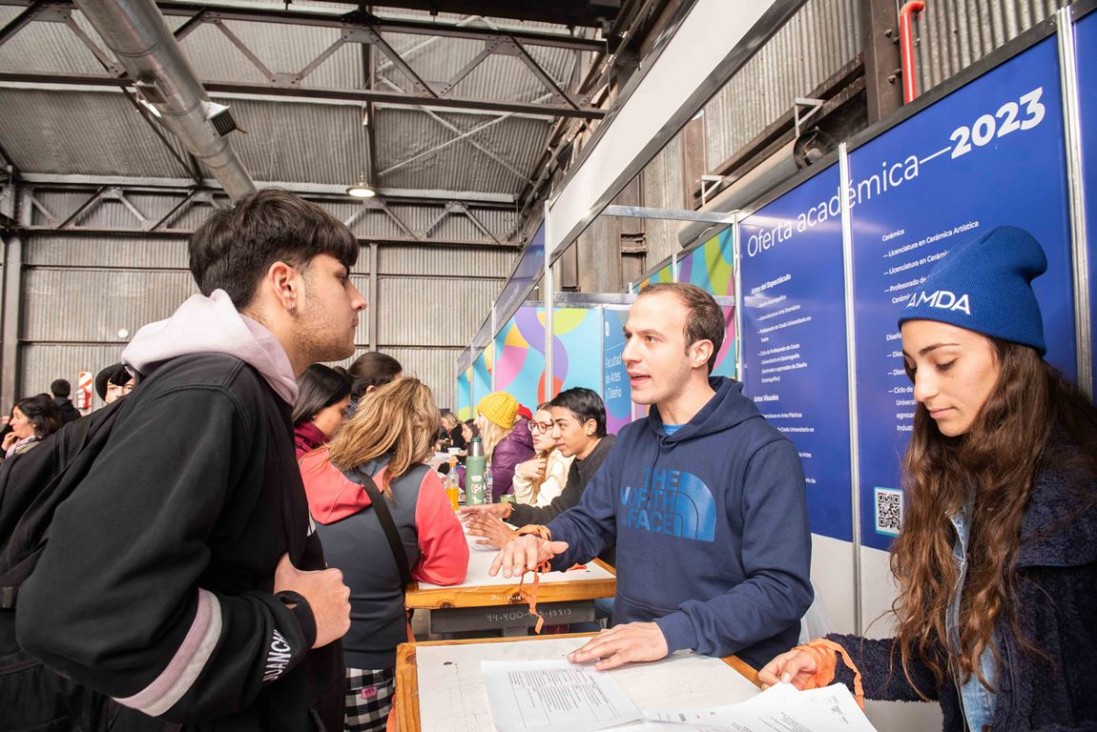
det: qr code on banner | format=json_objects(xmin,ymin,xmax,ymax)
[{"xmin": 874, "ymin": 487, "xmax": 903, "ymax": 537}]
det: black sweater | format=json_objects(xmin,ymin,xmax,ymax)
[
  {"xmin": 509, "ymin": 435, "xmax": 617, "ymax": 567},
  {"xmin": 830, "ymin": 462, "xmax": 1097, "ymax": 731},
  {"xmin": 17, "ymin": 354, "xmax": 344, "ymax": 731},
  {"xmin": 509, "ymin": 435, "xmax": 617, "ymax": 528}
]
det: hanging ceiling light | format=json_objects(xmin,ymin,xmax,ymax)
[{"xmin": 346, "ymin": 175, "xmax": 376, "ymax": 198}]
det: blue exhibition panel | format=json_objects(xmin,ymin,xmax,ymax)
[
  {"xmin": 739, "ymin": 163, "xmax": 852, "ymax": 541},
  {"xmin": 1078, "ymin": 7, "xmax": 1097, "ymax": 397},
  {"xmin": 603, "ymin": 307, "xmax": 633, "ymax": 435},
  {"xmin": 848, "ymin": 35, "xmax": 1076, "ymax": 551}
]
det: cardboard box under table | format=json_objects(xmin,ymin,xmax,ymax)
[
  {"xmin": 404, "ymin": 549, "xmax": 616, "ymax": 634},
  {"xmin": 394, "ymin": 634, "xmax": 760, "ymax": 732}
]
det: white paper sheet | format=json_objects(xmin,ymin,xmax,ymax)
[
  {"xmin": 482, "ymin": 660, "xmax": 643, "ymax": 732},
  {"xmin": 642, "ymin": 682, "xmax": 878, "ymax": 732}
]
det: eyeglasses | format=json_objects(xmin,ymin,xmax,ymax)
[{"xmin": 528, "ymin": 421, "xmax": 554, "ymax": 434}]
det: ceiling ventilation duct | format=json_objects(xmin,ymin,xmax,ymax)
[{"xmin": 74, "ymin": 0, "xmax": 256, "ymax": 200}]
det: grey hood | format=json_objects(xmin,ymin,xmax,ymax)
[{"xmin": 122, "ymin": 289, "xmax": 298, "ymax": 405}]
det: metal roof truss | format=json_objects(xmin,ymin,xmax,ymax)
[
  {"xmin": 0, "ymin": 0, "xmax": 607, "ymax": 119},
  {"xmin": 14, "ymin": 181, "xmax": 520, "ymax": 247}
]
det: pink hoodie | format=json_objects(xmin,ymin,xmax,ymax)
[{"xmin": 122, "ymin": 290, "xmax": 298, "ymax": 405}]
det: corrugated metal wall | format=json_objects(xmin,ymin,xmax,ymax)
[
  {"xmin": 913, "ymin": 0, "xmax": 1064, "ymax": 93},
  {"xmin": 702, "ymin": 0, "xmax": 862, "ymax": 172},
  {"xmin": 10, "ymin": 192, "xmax": 511, "ymax": 411},
  {"xmin": 640, "ymin": 132, "xmax": 686, "ymax": 271}
]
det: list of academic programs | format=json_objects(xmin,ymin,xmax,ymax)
[
  {"xmin": 740, "ymin": 164, "xmax": 852, "ymax": 542},
  {"xmin": 848, "ymin": 34, "xmax": 1076, "ymax": 550}
]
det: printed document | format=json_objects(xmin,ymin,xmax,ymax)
[
  {"xmin": 482, "ymin": 660, "xmax": 643, "ymax": 732},
  {"xmin": 643, "ymin": 682, "xmax": 878, "ymax": 731}
]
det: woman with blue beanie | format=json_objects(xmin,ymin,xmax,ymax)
[{"xmin": 760, "ymin": 226, "xmax": 1097, "ymax": 731}]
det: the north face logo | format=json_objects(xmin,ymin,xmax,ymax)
[{"xmin": 906, "ymin": 290, "xmax": 971, "ymax": 315}]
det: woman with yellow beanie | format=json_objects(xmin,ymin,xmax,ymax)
[{"xmin": 475, "ymin": 391, "xmax": 535, "ymax": 501}]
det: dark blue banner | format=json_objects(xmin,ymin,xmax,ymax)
[
  {"xmin": 495, "ymin": 223, "xmax": 545, "ymax": 324},
  {"xmin": 603, "ymin": 307, "xmax": 633, "ymax": 435},
  {"xmin": 1078, "ymin": 9, "xmax": 1097, "ymax": 397},
  {"xmin": 739, "ymin": 163, "xmax": 852, "ymax": 542},
  {"xmin": 848, "ymin": 35, "xmax": 1075, "ymax": 551}
]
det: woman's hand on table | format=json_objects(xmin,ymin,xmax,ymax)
[
  {"xmin": 567, "ymin": 622, "xmax": 668, "ymax": 671},
  {"xmin": 463, "ymin": 512, "xmax": 516, "ymax": 549},
  {"xmin": 757, "ymin": 648, "xmax": 820, "ymax": 689}
]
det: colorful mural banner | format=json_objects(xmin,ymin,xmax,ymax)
[
  {"xmin": 634, "ymin": 262, "xmax": 674, "ymax": 291},
  {"xmin": 679, "ymin": 226, "xmax": 735, "ymax": 296},
  {"xmin": 472, "ymin": 347, "xmax": 492, "ymax": 410},
  {"xmin": 456, "ymin": 367, "xmax": 473, "ymax": 421},
  {"xmin": 493, "ymin": 306, "xmax": 605, "ymax": 409},
  {"xmin": 712, "ymin": 306, "xmax": 736, "ymax": 378}
]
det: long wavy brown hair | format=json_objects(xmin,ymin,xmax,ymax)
[
  {"xmin": 326, "ymin": 377, "xmax": 440, "ymax": 494},
  {"xmin": 891, "ymin": 340, "xmax": 1097, "ymax": 694},
  {"xmin": 527, "ymin": 402, "xmax": 554, "ymax": 501}
]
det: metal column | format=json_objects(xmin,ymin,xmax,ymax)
[{"xmin": 0, "ymin": 184, "xmax": 25, "ymax": 415}]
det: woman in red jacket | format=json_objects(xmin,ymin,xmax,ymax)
[
  {"xmin": 291, "ymin": 364, "xmax": 352, "ymax": 458},
  {"xmin": 299, "ymin": 378, "xmax": 468, "ymax": 732}
]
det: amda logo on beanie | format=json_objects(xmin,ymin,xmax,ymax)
[{"xmin": 905, "ymin": 289, "xmax": 971, "ymax": 315}]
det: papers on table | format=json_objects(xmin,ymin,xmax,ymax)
[
  {"xmin": 483, "ymin": 660, "xmax": 879, "ymax": 732},
  {"xmin": 482, "ymin": 661, "xmax": 642, "ymax": 732},
  {"xmin": 643, "ymin": 681, "xmax": 878, "ymax": 731},
  {"xmin": 416, "ymin": 639, "xmax": 758, "ymax": 732}
]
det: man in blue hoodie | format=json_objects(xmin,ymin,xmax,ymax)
[
  {"xmin": 492, "ymin": 282, "xmax": 812, "ymax": 670},
  {"xmin": 15, "ymin": 190, "xmax": 363, "ymax": 730}
]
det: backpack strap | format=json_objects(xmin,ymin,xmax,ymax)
[{"xmin": 341, "ymin": 467, "xmax": 412, "ymax": 588}]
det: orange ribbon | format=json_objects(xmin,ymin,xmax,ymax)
[
  {"xmin": 514, "ymin": 524, "xmax": 553, "ymax": 633},
  {"xmin": 790, "ymin": 638, "xmax": 865, "ymax": 710}
]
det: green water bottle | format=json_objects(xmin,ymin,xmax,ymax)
[{"xmin": 465, "ymin": 436, "xmax": 486, "ymax": 505}]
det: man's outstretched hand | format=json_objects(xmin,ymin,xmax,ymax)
[
  {"xmin": 488, "ymin": 534, "xmax": 568, "ymax": 577},
  {"xmin": 567, "ymin": 623, "xmax": 669, "ymax": 671}
]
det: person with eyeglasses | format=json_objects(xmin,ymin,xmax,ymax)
[{"xmin": 512, "ymin": 403, "xmax": 575, "ymax": 507}]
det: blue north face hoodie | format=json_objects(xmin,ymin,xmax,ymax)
[{"xmin": 547, "ymin": 377, "xmax": 813, "ymax": 668}]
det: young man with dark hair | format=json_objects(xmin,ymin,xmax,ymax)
[
  {"xmin": 462, "ymin": 387, "xmax": 615, "ymax": 548},
  {"xmin": 49, "ymin": 378, "xmax": 81, "ymax": 424},
  {"xmin": 16, "ymin": 189, "xmax": 364, "ymax": 730},
  {"xmin": 491, "ymin": 283, "xmax": 812, "ymax": 672}
]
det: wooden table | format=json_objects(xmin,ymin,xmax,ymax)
[
  {"xmin": 405, "ymin": 543, "xmax": 617, "ymax": 634},
  {"xmin": 394, "ymin": 634, "xmax": 760, "ymax": 732}
]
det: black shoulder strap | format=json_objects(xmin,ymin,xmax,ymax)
[{"xmin": 342, "ymin": 467, "xmax": 411, "ymax": 588}]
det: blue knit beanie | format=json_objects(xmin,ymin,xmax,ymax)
[{"xmin": 898, "ymin": 225, "xmax": 1047, "ymax": 354}]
